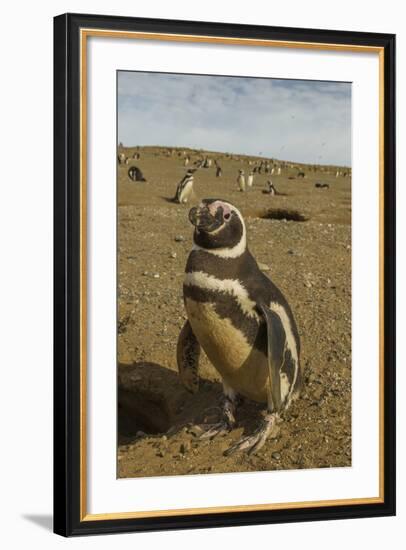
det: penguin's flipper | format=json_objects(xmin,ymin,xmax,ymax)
[
  {"xmin": 258, "ymin": 303, "xmax": 286, "ymax": 412},
  {"xmin": 176, "ymin": 320, "xmax": 201, "ymax": 393}
]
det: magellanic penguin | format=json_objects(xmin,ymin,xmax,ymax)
[
  {"xmin": 247, "ymin": 172, "xmax": 254, "ymax": 188},
  {"xmin": 237, "ymin": 170, "xmax": 246, "ymax": 192},
  {"xmin": 177, "ymin": 199, "xmax": 302, "ymax": 455},
  {"xmin": 128, "ymin": 165, "xmax": 146, "ymax": 182},
  {"xmin": 173, "ymin": 169, "xmax": 196, "ymax": 204},
  {"xmin": 264, "ymin": 179, "xmax": 276, "ymax": 195}
]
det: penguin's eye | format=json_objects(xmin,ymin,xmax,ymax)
[{"xmin": 224, "ymin": 212, "xmax": 231, "ymax": 221}]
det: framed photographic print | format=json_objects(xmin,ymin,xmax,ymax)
[{"xmin": 53, "ymin": 13, "xmax": 396, "ymax": 536}]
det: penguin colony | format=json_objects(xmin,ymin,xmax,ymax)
[
  {"xmin": 177, "ymin": 199, "xmax": 302, "ymax": 454},
  {"xmin": 117, "ymin": 149, "xmax": 349, "ymax": 457},
  {"xmin": 118, "ymin": 147, "xmax": 347, "ymax": 201}
]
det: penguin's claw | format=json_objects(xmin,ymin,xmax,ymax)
[
  {"xmin": 224, "ymin": 431, "xmax": 267, "ymax": 455},
  {"xmin": 199, "ymin": 422, "xmax": 230, "ymax": 440},
  {"xmin": 224, "ymin": 413, "xmax": 278, "ymax": 456}
]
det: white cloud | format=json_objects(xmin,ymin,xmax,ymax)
[{"xmin": 118, "ymin": 71, "xmax": 351, "ymax": 166}]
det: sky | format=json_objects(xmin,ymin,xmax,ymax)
[{"xmin": 117, "ymin": 71, "xmax": 351, "ymax": 166}]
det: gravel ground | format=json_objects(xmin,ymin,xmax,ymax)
[{"xmin": 117, "ymin": 146, "xmax": 351, "ymax": 478}]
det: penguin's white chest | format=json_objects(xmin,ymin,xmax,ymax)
[
  {"xmin": 179, "ymin": 181, "xmax": 193, "ymax": 202},
  {"xmin": 185, "ymin": 298, "xmax": 252, "ymax": 376},
  {"xmin": 237, "ymin": 176, "xmax": 245, "ymax": 190}
]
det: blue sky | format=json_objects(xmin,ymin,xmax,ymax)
[{"xmin": 118, "ymin": 71, "xmax": 351, "ymax": 166}]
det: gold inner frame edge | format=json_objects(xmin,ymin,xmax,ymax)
[{"xmin": 79, "ymin": 27, "xmax": 385, "ymax": 522}]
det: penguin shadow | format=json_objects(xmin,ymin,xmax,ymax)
[
  {"xmin": 161, "ymin": 196, "xmax": 177, "ymax": 203},
  {"xmin": 117, "ymin": 361, "xmax": 223, "ymax": 445},
  {"xmin": 160, "ymin": 195, "xmax": 198, "ymax": 205}
]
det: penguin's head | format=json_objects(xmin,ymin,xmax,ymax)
[{"xmin": 189, "ymin": 199, "xmax": 246, "ymax": 256}]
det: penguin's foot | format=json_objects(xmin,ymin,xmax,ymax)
[
  {"xmin": 199, "ymin": 421, "xmax": 230, "ymax": 440},
  {"xmin": 224, "ymin": 412, "xmax": 278, "ymax": 456},
  {"xmin": 199, "ymin": 397, "xmax": 236, "ymax": 440}
]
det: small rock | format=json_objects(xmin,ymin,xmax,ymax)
[
  {"xmin": 142, "ymin": 271, "xmax": 149, "ymax": 276},
  {"xmin": 287, "ymin": 249, "xmax": 295, "ymax": 255},
  {"xmin": 153, "ymin": 273, "xmax": 160, "ymax": 279},
  {"xmin": 312, "ymin": 387, "xmax": 324, "ymax": 400},
  {"xmin": 258, "ymin": 262, "xmax": 270, "ymax": 271},
  {"xmin": 136, "ymin": 430, "xmax": 146, "ymax": 438},
  {"xmin": 170, "ymin": 252, "xmax": 177, "ymax": 259},
  {"xmin": 174, "ymin": 235, "xmax": 185, "ymax": 242},
  {"xmin": 271, "ymin": 452, "xmax": 281, "ymax": 460}
]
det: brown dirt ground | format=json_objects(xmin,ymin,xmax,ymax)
[{"xmin": 117, "ymin": 146, "xmax": 351, "ymax": 478}]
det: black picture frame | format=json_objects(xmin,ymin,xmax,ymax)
[{"xmin": 54, "ymin": 12, "xmax": 396, "ymax": 537}]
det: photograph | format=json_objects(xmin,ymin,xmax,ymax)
[
  {"xmin": 52, "ymin": 11, "xmax": 395, "ymax": 536},
  {"xmin": 116, "ymin": 71, "xmax": 352, "ymax": 479}
]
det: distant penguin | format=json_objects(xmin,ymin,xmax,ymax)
[
  {"xmin": 173, "ymin": 170, "xmax": 195, "ymax": 204},
  {"xmin": 247, "ymin": 172, "xmax": 254, "ymax": 188},
  {"xmin": 297, "ymin": 171, "xmax": 305, "ymax": 178},
  {"xmin": 237, "ymin": 170, "xmax": 246, "ymax": 192},
  {"xmin": 266, "ymin": 180, "xmax": 276, "ymax": 195},
  {"xmin": 184, "ymin": 156, "xmax": 190, "ymax": 167},
  {"xmin": 177, "ymin": 199, "xmax": 302, "ymax": 455},
  {"xmin": 315, "ymin": 182, "xmax": 330, "ymax": 189},
  {"xmin": 118, "ymin": 152, "xmax": 126, "ymax": 165},
  {"xmin": 132, "ymin": 152, "xmax": 140, "ymax": 160},
  {"xmin": 277, "ymin": 167, "xmax": 282, "ymax": 176},
  {"xmin": 216, "ymin": 166, "xmax": 222, "ymax": 177},
  {"xmin": 128, "ymin": 166, "xmax": 146, "ymax": 182}
]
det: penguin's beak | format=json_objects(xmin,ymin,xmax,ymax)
[
  {"xmin": 188, "ymin": 206, "xmax": 200, "ymax": 227},
  {"xmin": 188, "ymin": 205, "xmax": 222, "ymax": 232}
]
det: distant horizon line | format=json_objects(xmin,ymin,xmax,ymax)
[{"xmin": 117, "ymin": 143, "xmax": 352, "ymax": 169}]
